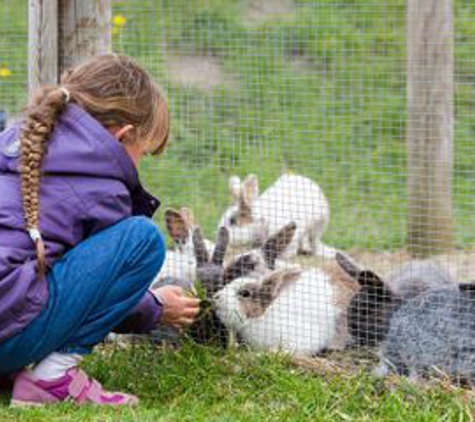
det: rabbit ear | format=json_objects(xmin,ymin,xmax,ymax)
[
  {"xmin": 223, "ymin": 253, "xmax": 260, "ymax": 283},
  {"xmin": 262, "ymin": 222, "xmax": 297, "ymax": 269},
  {"xmin": 229, "ymin": 176, "xmax": 242, "ymax": 202},
  {"xmin": 336, "ymin": 252, "xmax": 385, "ymax": 289},
  {"xmin": 180, "ymin": 207, "xmax": 196, "ymax": 228},
  {"xmin": 336, "ymin": 252, "xmax": 362, "ymax": 279},
  {"xmin": 258, "ymin": 268, "xmax": 301, "ymax": 309},
  {"xmin": 358, "ymin": 270, "xmax": 386, "ymax": 291},
  {"xmin": 460, "ymin": 283, "xmax": 475, "ymax": 297},
  {"xmin": 192, "ymin": 227, "xmax": 210, "ymax": 266},
  {"xmin": 211, "ymin": 226, "xmax": 230, "ymax": 266},
  {"xmin": 165, "ymin": 208, "xmax": 189, "ymax": 244},
  {"xmin": 241, "ymin": 175, "xmax": 259, "ymax": 208}
]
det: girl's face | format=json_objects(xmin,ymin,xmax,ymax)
[
  {"xmin": 123, "ymin": 142, "xmax": 145, "ymax": 167},
  {"xmin": 110, "ymin": 125, "xmax": 146, "ymax": 167}
]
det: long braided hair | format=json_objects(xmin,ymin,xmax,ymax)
[{"xmin": 19, "ymin": 54, "xmax": 170, "ymax": 279}]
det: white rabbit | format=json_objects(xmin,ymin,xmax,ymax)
[
  {"xmin": 218, "ymin": 173, "xmax": 336, "ymax": 258},
  {"xmin": 213, "ymin": 267, "xmax": 341, "ymax": 356},
  {"xmin": 151, "ymin": 208, "xmax": 215, "ymax": 288}
]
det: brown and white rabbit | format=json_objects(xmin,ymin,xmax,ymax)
[
  {"xmin": 213, "ymin": 267, "xmax": 348, "ymax": 356},
  {"xmin": 152, "ymin": 207, "xmax": 215, "ymax": 288},
  {"xmin": 212, "ymin": 230, "xmax": 357, "ymax": 356}
]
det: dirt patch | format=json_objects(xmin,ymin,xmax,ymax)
[
  {"xmin": 226, "ymin": 243, "xmax": 475, "ymax": 282},
  {"xmin": 284, "ymin": 248, "xmax": 475, "ymax": 283},
  {"xmin": 347, "ymin": 249, "xmax": 475, "ymax": 283},
  {"xmin": 166, "ymin": 54, "xmax": 233, "ymax": 91},
  {"xmin": 244, "ymin": 0, "xmax": 296, "ymax": 26}
]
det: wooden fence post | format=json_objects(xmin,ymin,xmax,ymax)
[
  {"xmin": 58, "ymin": 0, "xmax": 112, "ymax": 75},
  {"xmin": 28, "ymin": 0, "xmax": 111, "ymax": 94},
  {"xmin": 28, "ymin": 0, "xmax": 59, "ymax": 95},
  {"xmin": 407, "ymin": 0, "xmax": 454, "ymax": 257}
]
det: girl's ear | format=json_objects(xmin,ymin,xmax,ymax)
[{"xmin": 112, "ymin": 124, "xmax": 134, "ymax": 141}]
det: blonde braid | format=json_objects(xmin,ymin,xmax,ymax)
[{"xmin": 19, "ymin": 86, "xmax": 69, "ymax": 279}]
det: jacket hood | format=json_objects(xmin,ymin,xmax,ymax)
[{"xmin": 0, "ymin": 104, "xmax": 138, "ymax": 191}]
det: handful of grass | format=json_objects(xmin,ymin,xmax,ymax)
[{"xmin": 185, "ymin": 282, "xmax": 228, "ymax": 347}]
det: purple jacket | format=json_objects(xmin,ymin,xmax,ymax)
[{"xmin": 0, "ymin": 104, "xmax": 163, "ymax": 343}]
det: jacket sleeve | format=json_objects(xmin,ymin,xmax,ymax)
[{"xmin": 113, "ymin": 291, "xmax": 164, "ymax": 334}]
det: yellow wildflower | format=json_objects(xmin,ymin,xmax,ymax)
[
  {"xmin": 112, "ymin": 14, "xmax": 126, "ymax": 28},
  {"xmin": 0, "ymin": 68, "xmax": 11, "ymax": 78}
]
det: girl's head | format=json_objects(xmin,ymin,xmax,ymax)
[{"xmin": 19, "ymin": 54, "xmax": 170, "ymax": 277}]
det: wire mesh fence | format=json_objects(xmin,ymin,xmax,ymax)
[{"xmin": 2, "ymin": 0, "xmax": 475, "ymax": 387}]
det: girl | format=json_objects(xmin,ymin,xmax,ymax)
[{"xmin": 0, "ymin": 54, "xmax": 200, "ymax": 406}]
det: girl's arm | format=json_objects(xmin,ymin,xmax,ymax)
[{"xmin": 112, "ymin": 291, "xmax": 163, "ymax": 334}]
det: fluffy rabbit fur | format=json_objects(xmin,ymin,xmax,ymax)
[
  {"xmin": 218, "ymin": 173, "xmax": 336, "ymax": 258},
  {"xmin": 151, "ymin": 208, "xmax": 215, "ymax": 288},
  {"xmin": 214, "ymin": 267, "xmax": 343, "ymax": 356},
  {"xmin": 376, "ymin": 286, "xmax": 475, "ymax": 384},
  {"xmin": 337, "ymin": 253, "xmax": 458, "ymax": 347}
]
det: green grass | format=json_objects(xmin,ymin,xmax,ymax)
[
  {"xmin": 2, "ymin": 2, "xmax": 475, "ymax": 418},
  {"xmin": 0, "ymin": 343, "xmax": 474, "ymax": 421},
  {"xmin": 2, "ymin": 1, "xmax": 475, "ymax": 249}
]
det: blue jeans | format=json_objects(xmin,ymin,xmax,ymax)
[{"xmin": 0, "ymin": 217, "xmax": 165, "ymax": 374}]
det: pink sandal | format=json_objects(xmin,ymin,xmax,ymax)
[{"xmin": 11, "ymin": 368, "xmax": 139, "ymax": 407}]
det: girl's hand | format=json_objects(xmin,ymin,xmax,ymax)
[{"xmin": 152, "ymin": 285, "xmax": 200, "ymax": 329}]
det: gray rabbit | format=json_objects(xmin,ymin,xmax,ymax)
[
  {"xmin": 337, "ymin": 253, "xmax": 458, "ymax": 347},
  {"xmin": 377, "ymin": 285, "xmax": 475, "ymax": 385}
]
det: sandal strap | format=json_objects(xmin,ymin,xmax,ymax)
[
  {"xmin": 68, "ymin": 369, "xmax": 90, "ymax": 399},
  {"xmin": 68, "ymin": 369, "xmax": 103, "ymax": 403},
  {"xmin": 66, "ymin": 368, "xmax": 137, "ymax": 405}
]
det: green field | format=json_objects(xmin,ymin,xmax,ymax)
[
  {"xmin": 1, "ymin": 1, "xmax": 475, "ymax": 419},
  {"xmin": 2, "ymin": 0, "xmax": 475, "ymax": 249}
]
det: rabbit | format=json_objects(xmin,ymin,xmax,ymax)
[
  {"xmin": 151, "ymin": 207, "xmax": 215, "ymax": 288},
  {"xmin": 218, "ymin": 173, "xmax": 336, "ymax": 259},
  {"xmin": 188, "ymin": 226, "xmax": 262, "ymax": 347},
  {"xmin": 213, "ymin": 266, "xmax": 343, "ymax": 356},
  {"xmin": 336, "ymin": 252, "xmax": 459, "ymax": 347},
  {"xmin": 231, "ymin": 221, "xmax": 301, "ymax": 277},
  {"xmin": 376, "ymin": 286, "xmax": 475, "ymax": 385}
]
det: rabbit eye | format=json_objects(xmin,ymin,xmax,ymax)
[
  {"xmin": 229, "ymin": 215, "xmax": 237, "ymax": 226},
  {"xmin": 238, "ymin": 289, "xmax": 252, "ymax": 298}
]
